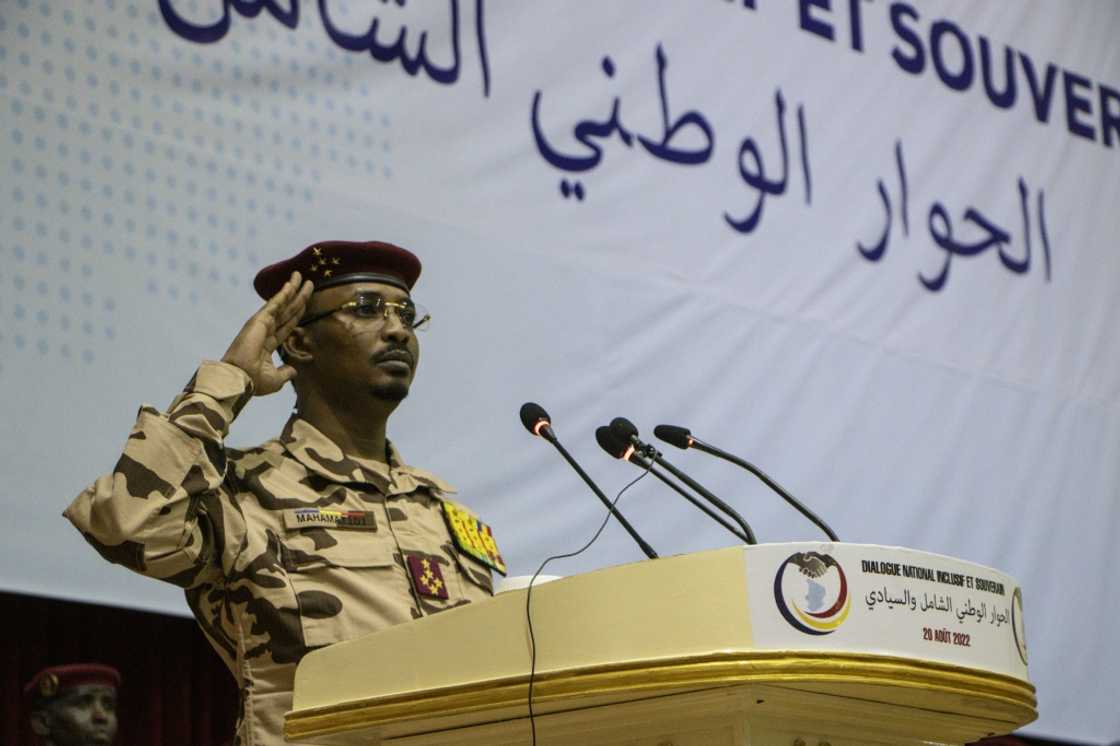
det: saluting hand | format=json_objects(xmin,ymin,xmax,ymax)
[{"xmin": 222, "ymin": 272, "xmax": 314, "ymax": 396}]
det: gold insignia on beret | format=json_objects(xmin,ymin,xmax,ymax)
[
  {"xmin": 307, "ymin": 247, "xmax": 334, "ymax": 276},
  {"xmin": 39, "ymin": 673, "xmax": 59, "ymax": 698}
]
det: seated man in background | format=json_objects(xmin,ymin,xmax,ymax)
[
  {"xmin": 25, "ymin": 664, "xmax": 120, "ymax": 746},
  {"xmin": 64, "ymin": 241, "xmax": 504, "ymax": 745}
]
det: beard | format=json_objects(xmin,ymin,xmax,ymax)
[{"xmin": 371, "ymin": 380, "xmax": 410, "ymax": 402}]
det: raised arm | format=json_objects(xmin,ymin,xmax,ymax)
[{"xmin": 64, "ymin": 273, "xmax": 313, "ymax": 588}]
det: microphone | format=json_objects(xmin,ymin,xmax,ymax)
[
  {"xmin": 519, "ymin": 403, "xmax": 658, "ymax": 560},
  {"xmin": 520, "ymin": 402, "xmax": 555, "ymax": 441},
  {"xmin": 608, "ymin": 417, "xmax": 756, "ymax": 544},
  {"xmin": 609, "ymin": 417, "xmax": 656, "ymax": 458},
  {"xmin": 652, "ymin": 424, "xmax": 691, "ymax": 449},
  {"xmin": 653, "ymin": 424, "xmax": 839, "ymax": 542},
  {"xmin": 595, "ymin": 427, "xmax": 750, "ymax": 544},
  {"xmin": 595, "ymin": 426, "xmax": 636, "ymax": 463}
]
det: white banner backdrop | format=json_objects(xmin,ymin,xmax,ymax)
[{"xmin": 2, "ymin": 0, "xmax": 1118, "ymax": 740}]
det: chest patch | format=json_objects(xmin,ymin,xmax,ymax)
[
  {"xmin": 283, "ymin": 508, "xmax": 378, "ymax": 531},
  {"xmin": 406, "ymin": 554, "xmax": 450, "ymax": 599},
  {"xmin": 441, "ymin": 500, "xmax": 507, "ymax": 576}
]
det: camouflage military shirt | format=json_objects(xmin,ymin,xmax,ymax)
[{"xmin": 64, "ymin": 361, "xmax": 497, "ymax": 745}]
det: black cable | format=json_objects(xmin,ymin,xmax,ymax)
[{"xmin": 524, "ymin": 463, "xmax": 654, "ymax": 745}]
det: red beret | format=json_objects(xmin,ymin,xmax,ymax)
[
  {"xmin": 253, "ymin": 240, "xmax": 422, "ymax": 300},
  {"xmin": 24, "ymin": 663, "xmax": 121, "ymax": 707}
]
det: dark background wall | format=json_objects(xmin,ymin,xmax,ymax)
[{"xmin": 1, "ymin": 592, "xmax": 236, "ymax": 746}]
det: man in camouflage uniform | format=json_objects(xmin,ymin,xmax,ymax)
[
  {"xmin": 25, "ymin": 663, "xmax": 121, "ymax": 745},
  {"xmin": 65, "ymin": 241, "xmax": 504, "ymax": 745}
]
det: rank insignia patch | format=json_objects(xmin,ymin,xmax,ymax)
[
  {"xmin": 441, "ymin": 500, "xmax": 507, "ymax": 576},
  {"xmin": 283, "ymin": 508, "xmax": 377, "ymax": 531},
  {"xmin": 407, "ymin": 554, "xmax": 449, "ymax": 600}
]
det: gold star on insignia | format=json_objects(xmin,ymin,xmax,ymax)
[
  {"xmin": 332, "ymin": 257, "xmax": 341, "ymax": 265},
  {"xmin": 421, "ymin": 559, "xmax": 431, "ymax": 571},
  {"xmin": 313, "ymin": 246, "xmax": 322, "ymax": 256},
  {"xmin": 323, "ymin": 269, "xmax": 332, "ymax": 277},
  {"xmin": 430, "ymin": 577, "xmax": 443, "ymax": 592}
]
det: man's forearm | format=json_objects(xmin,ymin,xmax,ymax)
[{"xmin": 63, "ymin": 361, "xmax": 252, "ymax": 587}]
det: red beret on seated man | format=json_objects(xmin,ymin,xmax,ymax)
[{"xmin": 24, "ymin": 663, "xmax": 121, "ymax": 746}]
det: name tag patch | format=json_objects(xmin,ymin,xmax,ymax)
[
  {"xmin": 284, "ymin": 508, "xmax": 378, "ymax": 531},
  {"xmin": 442, "ymin": 500, "xmax": 507, "ymax": 576}
]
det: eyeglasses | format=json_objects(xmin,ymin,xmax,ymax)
[{"xmin": 298, "ymin": 293, "xmax": 431, "ymax": 331}]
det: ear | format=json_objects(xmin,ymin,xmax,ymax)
[
  {"xmin": 30, "ymin": 708, "xmax": 51, "ymax": 736},
  {"xmin": 281, "ymin": 326, "xmax": 315, "ymax": 365}
]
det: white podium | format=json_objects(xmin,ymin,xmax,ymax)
[{"xmin": 286, "ymin": 543, "xmax": 1035, "ymax": 745}]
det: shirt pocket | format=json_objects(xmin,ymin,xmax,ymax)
[{"xmin": 282, "ymin": 527, "xmax": 413, "ymax": 649}]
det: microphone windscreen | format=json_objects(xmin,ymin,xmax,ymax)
[
  {"xmin": 653, "ymin": 424, "xmax": 692, "ymax": 449},
  {"xmin": 519, "ymin": 402, "xmax": 551, "ymax": 435},
  {"xmin": 609, "ymin": 416, "xmax": 639, "ymax": 442},
  {"xmin": 595, "ymin": 426, "xmax": 628, "ymax": 458}
]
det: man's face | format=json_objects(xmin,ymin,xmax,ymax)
[
  {"xmin": 35, "ymin": 684, "xmax": 118, "ymax": 745},
  {"xmin": 301, "ymin": 282, "xmax": 422, "ymax": 402}
]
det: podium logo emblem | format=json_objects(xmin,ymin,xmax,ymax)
[{"xmin": 773, "ymin": 551, "xmax": 851, "ymax": 636}]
